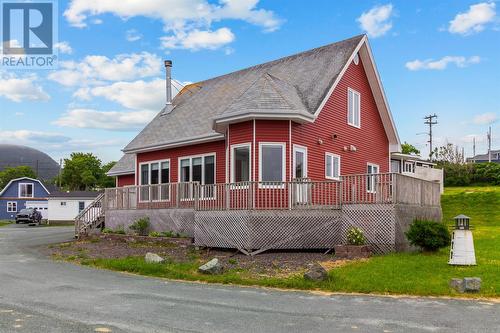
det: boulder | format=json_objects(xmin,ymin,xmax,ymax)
[
  {"xmin": 464, "ymin": 277, "xmax": 481, "ymax": 292},
  {"xmin": 198, "ymin": 258, "xmax": 222, "ymax": 275},
  {"xmin": 145, "ymin": 252, "xmax": 165, "ymax": 264},
  {"xmin": 304, "ymin": 264, "xmax": 328, "ymax": 282},
  {"xmin": 449, "ymin": 278, "xmax": 465, "ymax": 293}
]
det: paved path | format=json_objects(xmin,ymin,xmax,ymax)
[{"xmin": 0, "ymin": 224, "xmax": 498, "ymax": 333}]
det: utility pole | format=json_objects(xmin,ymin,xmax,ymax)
[
  {"xmin": 424, "ymin": 114, "xmax": 438, "ymax": 160},
  {"xmin": 59, "ymin": 158, "xmax": 63, "ymax": 188},
  {"xmin": 473, "ymin": 137, "xmax": 476, "ymax": 163},
  {"xmin": 487, "ymin": 126, "xmax": 492, "ymax": 163}
]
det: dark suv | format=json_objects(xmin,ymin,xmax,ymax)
[{"xmin": 15, "ymin": 208, "xmax": 42, "ymax": 225}]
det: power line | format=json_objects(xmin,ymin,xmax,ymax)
[{"xmin": 424, "ymin": 114, "xmax": 438, "ymax": 160}]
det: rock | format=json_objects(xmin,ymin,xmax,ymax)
[
  {"xmin": 198, "ymin": 258, "xmax": 222, "ymax": 275},
  {"xmin": 304, "ymin": 264, "xmax": 328, "ymax": 282},
  {"xmin": 449, "ymin": 278, "xmax": 465, "ymax": 293},
  {"xmin": 145, "ymin": 252, "xmax": 164, "ymax": 264},
  {"xmin": 464, "ymin": 277, "xmax": 481, "ymax": 292}
]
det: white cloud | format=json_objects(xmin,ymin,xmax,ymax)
[
  {"xmin": 48, "ymin": 52, "xmax": 162, "ymax": 87},
  {"xmin": 54, "ymin": 109, "xmax": 157, "ymax": 131},
  {"xmin": 357, "ymin": 4, "xmax": 394, "ymax": 38},
  {"xmin": 0, "ymin": 73, "xmax": 50, "ymax": 102},
  {"xmin": 405, "ymin": 55, "xmax": 481, "ymax": 71},
  {"xmin": 449, "ymin": 2, "xmax": 496, "ymax": 35},
  {"xmin": 126, "ymin": 29, "xmax": 143, "ymax": 42},
  {"xmin": 64, "ymin": 0, "xmax": 281, "ymax": 50},
  {"xmin": 473, "ymin": 112, "xmax": 498, "ymax": 125},
  {"xmin": 54, "ymin": 41, "xmax": 73, "ymax": 54},
  {"xmin": 0, "ymin": 130, "xmax": 70, "ymax": 143},
  {"xmin": 160, "ymin": 28, "xmax": 235, "ymax": 50},
  {"xmin": 74, "ymin": 79, "xmax": 165, "ymax": 110}
]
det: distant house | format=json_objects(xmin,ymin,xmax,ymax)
[
  {"xmin": 390, "ymin": 152, "xmax": 444, "ymax": 193},
  {"xmin": 467, "ymin": 150, "xmax": 500, "ymax": 164},
  {"xmin": 48, "ymin": 191, "xmax": 100, "ymax": 224},
  {"xmin": 0, "ymin": 177, "xmax": 51, "ymax": 220}
]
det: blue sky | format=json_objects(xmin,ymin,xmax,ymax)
[{"xmin": 0, "ymin": 0, "xmax": 499, "ymax": 163}]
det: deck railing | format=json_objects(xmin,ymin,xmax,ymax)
[{"xmin": 103, "ymin": 173, "xmax": 441, "ymax": 212}]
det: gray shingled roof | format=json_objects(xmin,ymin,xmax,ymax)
[
  {"xmin": 107, "ymin": 154, "xmax": 135, "ymax": 176},
  {"xmin": 124, "ymin": 35, "xmax": 364, "ymax": 153},
  {"xmin": 469, "ymin": 149, "xmax": 500, "ymax": 162},
  {"xmin": 48, "ymin": 191, "xmax": 100, "ymax": 198}
]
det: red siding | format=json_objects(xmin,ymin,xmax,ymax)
[
  {"xmin": 117, "ymin": 174, "xmax": 135, "ymax": 187},
  {"xmin": 136, "ymin": 140, "xmax": 226, "ymax": 184},
  {"xmin": 292, "ymin": 57, "xmax": 389, "ymax": 180}
]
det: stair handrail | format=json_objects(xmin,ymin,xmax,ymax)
[{"xmin": 75, "ymin": 192, "xmax": 105, "ymax": 237}]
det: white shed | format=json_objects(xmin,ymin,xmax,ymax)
[{"xmin": 48, "ymin": 191, "xmax": 99, "ymax": 223}]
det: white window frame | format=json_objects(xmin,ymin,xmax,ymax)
[
  {"xmin": 7, "ymin": 201, "xmax": 17, "ymax": 212},
  {"xmin": 258, "ymin": 142, "xmax": 286, "ymax": 188},
  {"xmin": 230, "ymin": 143, "xmax": 252, "ymax": 185},
  {"xmin": 366, "ymin": 163, "xmax": 380, "ymax": 193},
  {"xmin": 347, "ymin": 88, "xmax": 361, "ymax": 128},
  {"xmin": 60, "ymin": 202, "xmax": 67, "ymax": 206},
  {"xmin": 403, "ymin": 161, "xmax": 414, "ymax": 173},
  {"xmin": 177, "ymin": 153, "xmax": 216, "ymax": 200},
  {"xmin": 292, "ymin": 145, "xmax": 308, "ymax": 180},
  {"xmin": 325, "ymin": 153, "xmax": 341, "ymax": 180},
  {"xmin": 138, "ymin": 159, "xmax": 171, "ymax": 202},
  {"xmin": 18, "ymin": 183, "xmax": 34, "ymax": 198}
]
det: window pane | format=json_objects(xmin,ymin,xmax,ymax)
[
  {"xmin": 295, "ymin": 150, "xmax": 304, "ymax": 179},
  {"xmin": 326, "ymin": 155, "xmax": 332, "ymax": 178},
  {"xmin": 354, "ymin": 93, "xmax": 360, "ymax": 126},
  {"xmin": 234, "ymin": 147, "xmax": 250, "ymax": 182},
  {"xmin": 333, "ymin": 157, "xmax": 339, "ymax": 178},
  {"xmin": 262, "ymin": 145, "xmax": 283, "ymax": 182},
  {"xmin": 204, "ymin": 155, "xmax": 215, "ymax": 185},
  {"xmin": 348, "ymin": 90, "xmax": 354, "ymax": 124},
  {"xmin": 140, "ymin": 164, "xmax": 149, "ymax": 185},
  {"xmin": 150, "ymin": 163, "xmax": 159, "ymax": 184},
  {"xmin": 180, "ymin": 159, "xmax": 190, "ymax": 182},
  {"xmin": 192, "ymin": 157, "xmax": 202, "ymax": 183},
  {"xmin": 161, "ymin": 162, "xmax": 169, "ymax": 184}
]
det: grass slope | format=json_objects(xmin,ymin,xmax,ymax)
[{"xmin": 87, "ymin": 186, "xmax": 500, "ymax": 297}]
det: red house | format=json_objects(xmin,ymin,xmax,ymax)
[{"xmin": 94, "ymin": 35, "xmax": 441, "ymax": 254}]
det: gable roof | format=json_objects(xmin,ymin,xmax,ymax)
[
  {"xmin": 0, "ymin": 177, "xmax": 51, "ymax": 196},
  {"xmin": 123, "ymin": 34, "xmax": 400, "ymax": 153},
  {"xmin": 106, "ymin": 154, "xmax": 135, "ymax": 176}
]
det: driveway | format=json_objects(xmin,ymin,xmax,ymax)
[{"xmin": 0, "ymin": 224, "xmax": 498, "ymax": 333}]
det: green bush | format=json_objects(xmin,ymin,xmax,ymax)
[
  {"xmin": 129, "ymin": 217, "xmax": 150, "ymax": 236},
  {"xmin": 149, "ymin": 231, "xmax": 161, "ymax": 237},
  {"xmin": 102, "ymin": 228, "xmax": 112, "ymax": 234},
  {"xmin": 405, "ymin": 220, "xmax": 450, "ymax": 251},
  {"xmin": 114, "ymin": 225, "xmax": 126, "ymax": 234},
  {"xmin": 346, "ymin": 227, "xmax": 366, "ymax": 246}
]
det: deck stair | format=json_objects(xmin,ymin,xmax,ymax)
[{"xmin": 74, "ymin": 193, "xmax": 105, "ymax": 238}]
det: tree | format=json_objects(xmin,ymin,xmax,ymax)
[
  {"xmin": 61, "ymin": 153, "xmax": 103, "ymax": 191},
  {"xmin": 99, "ymin": 161, "xmax": 117, "ymax": 188},
  {"xmin": 0, "ymin": 166, "xmax": 37, "ymax": 189},
  {"xmin": 401, "ymin": 142, "xmax": 420, "ymax": 155}
]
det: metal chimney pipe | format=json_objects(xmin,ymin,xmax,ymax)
[{"xmin": 164, "ymin": 60, "xmax": 172, "ymax": 105}]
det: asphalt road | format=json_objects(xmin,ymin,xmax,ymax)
[{"xmin": 0, "ymin": 225, "xmax": 498, "ymax": 333}]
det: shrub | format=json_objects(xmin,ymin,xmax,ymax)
[
  {"xmin": 346, "ymin": 227, "xmax": 366, "ymax": 246},
  {"xmin": 149, "ymin": 231, "xmax": 161, "ymax": 237},
  {"xmin": 161, "ymin": 231, "xmax": 174, "ymax": 237},
  {"xmin": 114, "ymin": 225, "xmax": 126, "ymax": 235},
  {"xmin": 102, "ymin": 228, "xmax": 112, "ymax": 234},
  {"xmin": 405, "ymin": 220, "xmax": 450, "ymax": 252},
  {"xmin": 129, "ymin": 217, "xmax": 150, "ymax": 236}
]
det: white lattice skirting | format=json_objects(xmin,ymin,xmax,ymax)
[{"xmin": 195, "ymin": 204, "xmax": 442, "ymax": 255}]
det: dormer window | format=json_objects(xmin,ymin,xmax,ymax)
[
  {"xmin": 18, "ymin": 183, "xmax": 34, "ymax": 198},
  {"xmin": 348, "ymin": 88, "xmax": 361, "ymax": 128}
]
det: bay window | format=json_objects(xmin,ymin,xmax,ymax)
[
  {"xmin": 259, "ymin": 143, "xmax": 286, "ymax": 185},
  {"xmin": 231, "ymin": 144, "xmax": 251, "ymax": 183}
]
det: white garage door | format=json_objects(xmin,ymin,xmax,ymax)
[{"xmin": 25, "ymin": 201, "xmax": 48, "ymax": 219}]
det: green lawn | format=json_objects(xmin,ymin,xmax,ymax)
[
  {"xmin": 85, "ymin": 186, "xmax": 500, "ymax": 297},
  {"xmin": 0, "ymin": 220, "xmax": 12, "ymax": 227}
]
